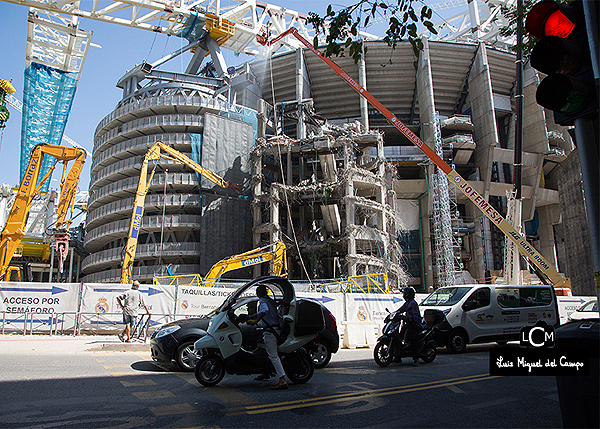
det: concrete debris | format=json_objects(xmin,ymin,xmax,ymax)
[{"xmin": 251, "ymin": 123, "xmax": 409, "ymax": 291}]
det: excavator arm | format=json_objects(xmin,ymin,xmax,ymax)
[
  {"xmin": 121, "ymin": 141, "xmax": 240, "ymax": 284},
  {"xmin": 0, "ymin": 144, "xmax": 86, "ymax": 280},
  {"xmin": 262, "ymin": 28, "xmax": 570, "ymax": 289},
  {"xmin": 203, "ymin": 242, "xmax": 287, "ymax": 287}
]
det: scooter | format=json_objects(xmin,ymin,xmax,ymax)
[
  {"xmin": 192, "ymin": 276, "xmax": 322, "ymax": 386},
  {"xmin": 373, "ymin": 308, "xmax": 443, "ymax": 367}
]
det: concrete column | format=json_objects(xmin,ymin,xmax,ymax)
[
  {"xmin": 468, "ymin": 43, "xmax": 499, "ymax": 202},
  {"xmin": 466, "ymin": 204, "xmax": 486, "ymax": 282},
  {"xmin": 537, "ymin": 205, "xmax": 560, "ymax": 273},
  {"xmin": 358, "ymin": 52, "xmax": 369, "ymax": 132},
  {"xmin": 296, "ymin": 48, "xmax": 307, "ymax": 139},
  {"xmin": 416, "ymin": 38, "xmax": 436, "ymax": 291},
  {"xmin": 346, "ymin": 177, "xmax": 357, "ymax": 277},
  {"xmin": 467, "ymin": 43, "xmax": 499, "ymax": 280}
]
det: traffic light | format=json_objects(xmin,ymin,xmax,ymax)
[{"xmin": 526, "ymin": 0, "xmax": 598, "ymax": 126}]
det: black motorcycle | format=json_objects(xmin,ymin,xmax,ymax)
[{"xmin": 374, "ymin": 308, "xmax": 444, "ymax": 367}]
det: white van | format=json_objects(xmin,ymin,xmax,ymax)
[{"xmin": 420, "ymin": 284, "xmax": 559, "ymax": 353}]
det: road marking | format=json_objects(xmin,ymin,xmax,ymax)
[
  {"xmin": 120, "ymin": 379, "xmax": 157, "ymax": 387},
  {"xmin": 174, "ymin": 373, "xmax": 257, "ymax": 406},
  {"xmin": 224, "ymin": 374, "xmax": 499, "ymax": 415},
  {"xmin": 467, "ymin": 397, "xmax": 518, "ymax": 410},
  {"xmin": 103, "ymin": 364, "xmax": 132, "ymax": 369},
  {"xmin": 150, "ymin": 403, "xmax": 196, "ymax": 416},
  {"xmin": 132, "ymin": 390, "xmax": 175, "ymax": 400},
  {"xmin": 446, "ymin": 385, "xmax": 466, "ymax": 394},
  {"xmin": 111, "ymin": 372, "xmax": 134, "ymax": 377}
]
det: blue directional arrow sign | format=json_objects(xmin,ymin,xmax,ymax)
[
  {"xmin": 7, "ymin": 317, "xmax": 64, "ymax": 324},
  {"xmin": 92, "ymin": 287, "xmax": 162, "ymax": 296},
  {"xmin": 309, "ymin": 295, "xmax": 336, "ymax": 304},
  {"xmin": 354, "ymin": 295, "xmax": 404, "ymax": 304},
  {"xmin": 0, "ymin": 285, "xmax": 68, "ymax": 295},
  {"xmin": 93, "ymin": 287, "xmax": 128, "ymax": 293}
]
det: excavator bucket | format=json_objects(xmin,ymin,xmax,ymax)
[{"xmin": 55, "ymin": 231, "xmax": 70, "ymax": 273}]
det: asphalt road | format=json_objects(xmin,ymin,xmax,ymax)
[{"xmin": 0, "ymin": 336, "xmax": 562, "ymax": 428}]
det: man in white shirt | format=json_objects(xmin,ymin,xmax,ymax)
[{"xmin": 116, "ymin": 280, "xmax": 150, "ymax": 342}]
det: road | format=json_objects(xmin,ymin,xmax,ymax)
[{"xmin": 0, "ymin": 336, "xmax": 562, "ymax": 428}]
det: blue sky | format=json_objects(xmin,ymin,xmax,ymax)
[{"xmin": 0, "ymin": 1, "xmax": 443, "ymax": 193}]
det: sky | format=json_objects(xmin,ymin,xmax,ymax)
[{"xmin": 0, "ymin": 0, "xmax": 449, "ymax": 194}]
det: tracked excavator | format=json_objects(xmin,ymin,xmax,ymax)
[
  {"xmin": 0, "ymin": 144, "xmax": 86, "ymax": 280},
  {"xmin": 121, "ymin": 141, "xmax": 241, "ymax": 284}
]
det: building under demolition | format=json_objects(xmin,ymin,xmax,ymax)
[{"xmin": 80, "ymin": 37, "xmax": 592, "ymax": 294}]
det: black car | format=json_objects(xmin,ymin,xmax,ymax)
[{"xmin": 150, "ymin": 297, "xmax": 339, "ymax": 371}]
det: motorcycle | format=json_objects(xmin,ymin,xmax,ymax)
[
  {"xmin": 373, "ymin": 308, "xmax": 444, "ymax": 367},
  {"xmin": 192, "ymin": 276, "xmax": 324, "ymax": 386}
]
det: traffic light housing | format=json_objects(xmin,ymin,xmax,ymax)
[{"xmin": 526, "ymin": 0, "xmax": 598, "ymax": 126}]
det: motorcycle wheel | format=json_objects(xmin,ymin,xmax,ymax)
[
  {"xmin": 421, "ymin": 346, "xmax": 437, "ymax": 363},
  {"xmin": 374, "ymin": 339, "xmax": 393, "ymax": 367},
  {"xmin": 285, "ymin": 352, "xmax": 314, "ymax": 384},
  {"xmin": 194, "ymin": 354, "xmax": 225, "ymax": 387}
]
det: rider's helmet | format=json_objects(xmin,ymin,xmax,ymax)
[{"xmin": 403, "ymin": 286, "xmax": 416, "ymax": 300}]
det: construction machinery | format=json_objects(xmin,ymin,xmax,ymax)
[
  {"xmin": 0, "ymin": 79, "xmax": 15, "ymax": 129},
  {"xmin": 0, "ymin": 144, "xmax": 86, "ymax": 280},
  {"xmin": 260, "ymin": 28, "xmax": 571, "ymax": 290},
  {"xmin": 121, "ymin": 141, "xmax": 240, "ymax": 284},
  {"xmin": 203, "ymin": 241, "xmax": 287, "ymax": 286},
  {"xmin": 153, "ymin": 242, "xmax": 287, "ymax": 286}
]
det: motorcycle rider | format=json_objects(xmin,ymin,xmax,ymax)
[
  {"xmin": 396, "ymin": 287, "xmax": 423, "ymax": 366},
  {"xmin": 248, "ymin": 285, "xmax": 288, "ymax": 390}
]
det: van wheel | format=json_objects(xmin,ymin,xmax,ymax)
[{"xmin": 447, "ymin": 330, "xmax": 467, "ymax": 353}]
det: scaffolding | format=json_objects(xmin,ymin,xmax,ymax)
[{"xmin": 431, "ymin": 113, "xmax": 455, "ymax": 287}]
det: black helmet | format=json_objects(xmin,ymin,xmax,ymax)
[{"xmin": 403, "ymin": 287, "xmax": 416, "ymax": 300}]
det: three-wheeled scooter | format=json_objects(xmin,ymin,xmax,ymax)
[{"xmin": 192, "ymin": 276, "xmax": 325, "ymax": 386}]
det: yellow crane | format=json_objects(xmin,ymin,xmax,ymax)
[
  {"xmin": 121, "ymin": 141, "xmax": 240, "ymax": 284},
  {"xmin": 0, "ymin": 144, "xmax": 86, "ymax": 280}
]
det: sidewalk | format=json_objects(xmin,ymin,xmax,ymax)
[{"xmin": 0, "ymin": 334, "xmax": 151, "ymax": 353}]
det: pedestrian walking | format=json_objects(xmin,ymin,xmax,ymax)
[{"xmin": 116, "ymin": 280, "xmax": 150, "ymax": 342}]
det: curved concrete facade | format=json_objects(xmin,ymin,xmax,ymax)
[{"xmin": 82, "ymin": 81, "xmax": 254, "ymax": 284}]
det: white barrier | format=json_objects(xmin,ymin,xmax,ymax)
[
  {"xmin": 0, "ymin": 282, "xmax": 80, "ymax": 332},
  {"xmin": 1, "ymin": 282, "xmax": 595, "ymax": 341}
]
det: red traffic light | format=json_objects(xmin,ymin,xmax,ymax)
[{"xmin": 525, "ymin": 1, "xmax": 577, "ymax": 39}]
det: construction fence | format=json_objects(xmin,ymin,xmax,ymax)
[{"xmin": 0, "ymin": 281, "xmax": 593, "ymax": 347}]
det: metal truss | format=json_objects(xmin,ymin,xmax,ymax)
[
  {"xmin": 25, "ymin": 8, "xmax": 93, "ymax": 76},
  {"xmin": 427, "ymin": 0, "xmax": 516, "ymax": 48}
]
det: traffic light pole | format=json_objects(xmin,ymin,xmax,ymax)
[
  {"xmin": 574, "ymin": 117, "xmax": 600, "ymax": 303},
  {"xmin": 581, "ymin": 0, "xmax": 600, "ymax": 308}
]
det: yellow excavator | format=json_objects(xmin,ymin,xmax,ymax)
[
  {"xmin": 153, "ymin": 241, "xmax": 287, "ymax": 286},
  {"xmin": 203, "ymin": 241, "xmax": 287, "ymax": 287},
  {"xmin": 121, "ymin": 141, "xmax": 240, "ymax": 284},
  {"xmin": 0, "ymin": 144, "xmax": 86, "ymax": 280}
]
